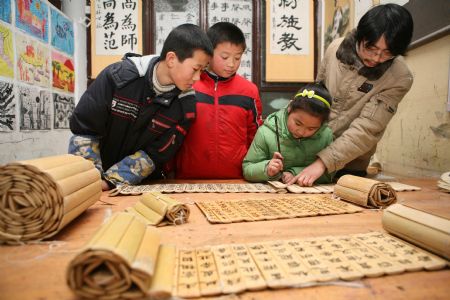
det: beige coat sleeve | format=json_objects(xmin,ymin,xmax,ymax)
[{"xmin": 318, "ymin": 74, "xmax": 413, "ymax": 173}]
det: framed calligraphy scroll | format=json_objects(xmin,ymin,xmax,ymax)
[
  {"xmin": 90, "ymin": 0, "xmax": 143, "ymax": 78},
  {"xmin": 263, "ymin": 0, "xmax": 316, "ymax": 85}
]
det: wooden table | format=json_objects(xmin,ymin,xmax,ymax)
[{"xmin": 0, "ymin": 178, "xmax": 449, "ymax": 300}]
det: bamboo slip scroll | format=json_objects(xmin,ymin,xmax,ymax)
[
  {"xmin": 334, "ymin": 175, "xmax": 397, "ymax": 208},
  {"xmin": 67, "ymin": 218, "xmax": 448, "ymax": 299},
  {"xmin": 66, "ymin": 212, "xmax": 175, "ymax": 300},
  {"xmin": 0, "ymin": 154, "xmax": 102, "ymax": 244},
  {"xmin": 383, "ymin": 203, "xmax": 450, "ymax": 260},
  {"xmin": 125, "ymin": 192, "xmax": 190, "ymax": 226}
]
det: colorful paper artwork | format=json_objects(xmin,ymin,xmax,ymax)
[
  {"xmin": 0, "ymin": 0, "xmax": 12, "ymax": 23},
  {"xmin": 0, "ymin": 80, "xmax": 15, "ymax": 131},
  {"xmin": 18, "ymin": 84, "xmax": 51, "ymax": 130},
  {"xmin": 0, "ymin": 23, "xmax": 14, "ymax": 78},
  {"xmin": 51, "ymin": 50, "xmax": 74, "ymax": 93},
  {"xmin": 16, "ymin": 32, "xmax": 50, "ymax": 87},
  {"xmin": 53, "ymin": 92, "xmax": 74, "ymax": 129},
  {"xmin": 51, "ymin": 8, "xmax": 74, "ymax": 56},
  {"xmin": 15, "ymin": 0, "xmax": 49, "ymax": 42}
]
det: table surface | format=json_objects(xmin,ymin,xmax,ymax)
[{"xmin": 0, "ymin": 178, "xmax": 449, "ymax": 300}]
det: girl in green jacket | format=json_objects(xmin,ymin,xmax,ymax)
[{"xmin": 243, "ymin": 83, "xmax": 334, "ymax": 185}]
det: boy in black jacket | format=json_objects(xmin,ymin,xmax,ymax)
[{"xmin": 69, "ymin": 24, "xmax": 213, "ymax": 190}]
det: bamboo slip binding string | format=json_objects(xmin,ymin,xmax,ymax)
[
  {"xmin": 0, "ymin": 154, "xmax": 102, "ymax": 244},
  {"xmin": 334, "ymin": 175, "xmax": 397, "ymax": 208}
]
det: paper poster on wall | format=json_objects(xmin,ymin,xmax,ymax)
[
  {"xmin": 0, "ymin": 80, "xmax": 15, "ymax": 131},
  {"xmin": 16, "ymin": 32, "xmax": 50, "ymax": 87},
  {"xmin": 53, "ymin": 92, "xmax": 74, "ymax": 129},
  {"xmin": 208, "ymin": 0, "xmax": 253, "ymax": 80},
  {"xmin": 265, "ymin": 0, "xmax": 315, "ymax": 82},
  {"xmin": 0, "ymin": 23, "xmax": 14, "ymax": 78},
  {"xmin": 95, "ymin": 0, "xmax": 139, "ymax": 55},
  {"xmin": 51, "ymin": 8, "xmax": 74, "ymax": 56},
  {"xmin": 323, "ymin": 0, "xmax": 351, "ymax": 52},
  {"xmin": 15, "ymin": 0, "xmax": 49, "ymax": 42},
  {"xmin": 154, "ymin": 0, "xmax": 199, "ymax": 56},
  {"xmin": 269, "ymin": 0, "xmax": 310, "ymax": 55},
  {"xmin": 52, "ymin": 50, "xmax": 75, "ymax": 93},
  {"xmin": 18, "ymin": 84, "xmax": 51, "ymax": 130},
  {"xmin": 0, "ymin": 0, "xmax": 12, "ymax": 24}
]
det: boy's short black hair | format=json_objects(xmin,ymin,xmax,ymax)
[
  {"xmin": 356, "ymin": 4, "xmax": 413, "ymax": 56},
  {"xmin": 161, "ymin": 24, "xmax": 213, "ymax": 62},
  {"xmin": 207, "ymin": 22, "xmax": 246, "ymax": 50},
  {"xmin": 289, "ymin": 82, "xmax": 332, "ymax": 122}
]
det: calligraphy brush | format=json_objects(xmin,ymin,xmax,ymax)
[{"xmin": 274, "ymin": 115, "xmax": 281, "ymax": 155}]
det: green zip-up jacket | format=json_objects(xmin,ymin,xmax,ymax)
[{"xmin": 243, "ymin": 108, "xmax": 334, "ymax": 183}]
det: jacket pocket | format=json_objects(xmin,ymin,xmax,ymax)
[{"xmin": 158, "ymin": 134, "xmax": 176, "ymax": 152}]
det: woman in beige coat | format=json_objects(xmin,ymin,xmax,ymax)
[{"xmin": 288, "ymin": 3, "xmax": 414, "ymax": 186}]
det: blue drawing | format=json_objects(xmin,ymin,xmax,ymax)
[
  {"xmin": 0, "ymin": 0, "xmax": 12, "ymax": 23},
  {"xmin": 51, "ymin": 8, "xmax": 74, "ymax": 56},
  {"xmin": 15, "ymin": 0, "xmax": 49, "ymax": 42}
]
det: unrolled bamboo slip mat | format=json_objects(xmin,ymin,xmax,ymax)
[
  {"xmin": 67, "ymin": 212, "xmax": 448, "ymax": 299},
  {"xmin": 0, "ymin": 154, "xmax": 101, "ymax": 244},
  {"xmin": 196, "ymin": 194, "xmax": 362, "ymax": 224},
  {"xmin": 110, "ymin": 181, "xmax": 420, "ymax": 195}
]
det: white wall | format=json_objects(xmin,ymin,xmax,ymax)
[
  {"xmin": 376, "ymin": 35, "xmax": 450, "ymax": 177},
  {"xmin": 0, "ymin": 1, "xmax": 86, "ymax": 164}
]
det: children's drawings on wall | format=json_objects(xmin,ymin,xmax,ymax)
[
  {"xmin": 0, "ymin": 81, "xmax": 15, "ymax": 131},
  {"xmin": 15, "ymin": 0, "xmax": 49, "ymax": 42},
  {"xmin": 52, "ymin": 50, "xmax": 75, "ymax": 93},
  {"xmin": 0, "ymin": 0, "xmax": 12, "ymax": 24},
  {"xmin": 16, "ymin": 32, "xmax": 50, "ymax": 87},
  {"xmin": 0, "ymin": 23, "xmax": 14, "ymax": 78},
  {"xmin": 51, "ymin": 8, "xmax": 74, "ymax": 56},
  {"xmin": 18, "ymin": 84, "xmax": 51, "ymax": 130},
  {"xmin": 53, "ymin": 92, "xmax": 74, "ymax": 129}
]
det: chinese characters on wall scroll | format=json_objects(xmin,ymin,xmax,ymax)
[
  {"xmin": 154, "ymin": 0, "xmax": 199, "ymax": 56},
  {"xmin": 270, "ymin": 0, "xmax": 310, "ymax": 55},
  {"xmin": 207, "ymin": 0, "xmax": 253, "ymax": 80},
  {"xmin": 95, "ymin": 0, "xmax": 139, "ymax": 55}
]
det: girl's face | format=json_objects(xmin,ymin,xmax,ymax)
[{"xmin": 286, "ymin": 108, "xmax": 322, "ymax": 139}]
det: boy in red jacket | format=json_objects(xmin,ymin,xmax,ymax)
[{"xmin": 175, "ymin": 22, "xmax": 263, "ymax": 179}]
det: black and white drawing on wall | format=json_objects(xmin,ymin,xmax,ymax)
[
  {"xmin": 53, "ymin": 92, "xmax": 74, "ymax": 129},
  {"xmin": 0, "ymin": 80, "xmax": 15, "ymax": 131},
  {"xmin": 18, "ymin": 85, "xmax": 51, "ymax": 130}
]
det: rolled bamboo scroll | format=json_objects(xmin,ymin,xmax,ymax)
[
  {"xmin": 334, "ymin": 175, "xmax": 397, "ymax": 208},
  {"xmin": 66, "ymin": 212, "xmax": 173, "ymax": 299},
  {"xmin": 382, "ymin": 203, "xmax": 450, "ymax": 260},
  {"xmin": 125, "ymin": 192, "xmax": 190, "ymax": 226},
  {"xmin": 0, "ymin": 154, "xmax": 101, "ymax": 244}
]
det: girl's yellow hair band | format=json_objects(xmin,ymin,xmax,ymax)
[{"xmin": 294, "ymin": 89, "xmax": 331, "ymax": 108}]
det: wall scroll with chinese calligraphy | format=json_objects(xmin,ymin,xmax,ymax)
[
  {"xmin": 265, "ymin": 0, "xmax": 315, "ymax": 82},
  {"xmin": 91, "ymin": 0, "xmax": 143, "ymax": 78}
]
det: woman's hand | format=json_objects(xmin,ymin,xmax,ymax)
[
  {"xmin": 287, "ymin": 158, "xmax": 326, "ymax": 186},
  {"xmin": 267, "ymin": 152, "xmax": 284, "ymax": 177}
]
